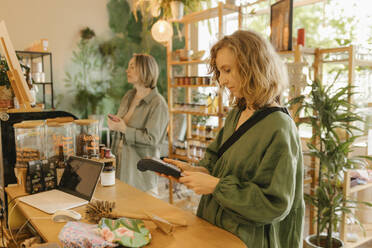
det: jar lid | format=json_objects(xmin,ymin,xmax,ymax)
[
  {"xmin": 46, "ymin": 121, "xmax": 63, "ymax": 127},
  {"xmin": 46, "ymin": 121, "xmax": 72, "ymax": 127},
  {"xmin": 46, "ymin": 117, "xmax": 74, "ymax": 124},
  {"xmin": 13, "ymin": 120, "xmax": 45, "ymax": 128},
  {"xmin": 74, "ymin": 119, "xmax": 98, "ymax": 126}
]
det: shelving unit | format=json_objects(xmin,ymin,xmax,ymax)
[
  {"xmin": 304, "ymin": 45, "xmax": 372, "ymax": 244},
  {"xmin": 15, "ymin": 50, "xmax": 54, "ymax": 109},
  {"xmin": 341, "ymin": 171, "xmax": 372, "ymax": 248},
  {"xmin": 167, "ymin": 2, "xmax": 242, "ymax": 163},
  {"xmin": 279, "ymin": 45, "xmax": 316, "ymax": 186},
  {"xmin": 166, "ymin": 3, "xmax": 242, "ymax": 203},
  {"xmin": 280, "ymin": 45, "xmax": 372, "ymax": 240},
  {"xmin": 323, "ymin": 46, "xmax": 372, "ymax": 247}
]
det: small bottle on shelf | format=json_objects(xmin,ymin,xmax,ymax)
[{"xmin": 207, "ymin": 93, "xmax": 213, "ymax": 113}]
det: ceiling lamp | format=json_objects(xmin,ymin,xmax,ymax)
[{"xmin": 151, "ymin": 20, "xmax": 173, "ymax": 44}]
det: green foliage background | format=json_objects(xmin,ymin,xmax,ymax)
[
  {"xmin": 106, "ymin": 0, "xmax": 167, "ymax": 113},
  {"xmin": 60, "ymin": 0, "xmax": 186, "ymax": 118}
]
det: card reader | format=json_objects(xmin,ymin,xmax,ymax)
[{"xmin": 137, "ymin": 158, "xmax": 182, "ymax": 179}]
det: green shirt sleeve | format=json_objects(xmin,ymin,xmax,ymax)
[
  {"xmin": 124, "ymin": 100, "xmax": 168, "ymax": 146},
  {"xmin": 212, "ymin": 128, "xmax": 299, "ymax": 225}
]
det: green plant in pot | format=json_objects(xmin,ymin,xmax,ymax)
[
  {"xmin": 289, "ymin": 77, "xmax": 372, "ymax": 248},
  {"xmin": 63, "ymin": 27, "xmax": 113, "ymax": 118}
]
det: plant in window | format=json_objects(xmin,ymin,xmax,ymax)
[{"xmin": 289, "ymin": 76, "xmax": 372, "ymax": 248}]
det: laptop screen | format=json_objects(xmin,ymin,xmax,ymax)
[{"xmin": 59, "ymin": 156, "xmax": 104, "ymax": 201}]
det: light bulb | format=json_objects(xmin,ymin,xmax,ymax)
[
  {"xmin": 151, "ymin": 20, "xmax": 173, "ymax": 43},
  {"xmin": 159, "ymin": 23, "xmax": 165, "ymax": 33}
]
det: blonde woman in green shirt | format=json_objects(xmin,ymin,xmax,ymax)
[
  {"xmin": 108, "ymin": 54, "xmax": 168, "ymax": 196},
  {"xmin": 163, "ymin": 30, "xmax": 305, "ymax": 247}
]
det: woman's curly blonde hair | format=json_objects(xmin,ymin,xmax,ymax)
[{"xmin": 208, "ymin": 30, "xmax": 288, "ymax": 110}]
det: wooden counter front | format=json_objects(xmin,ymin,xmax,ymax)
[{"xmin": 6, "ymin": 180, "xmax": 246, "ymax": 248}]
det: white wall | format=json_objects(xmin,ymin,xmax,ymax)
[{"xmin": 0, "ymin": 0, "xmax": 111, "ymax": 110}]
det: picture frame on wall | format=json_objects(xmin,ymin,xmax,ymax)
[{"xmin": 270, "ymin": 0, "xmax": 293, "ymax": 51}]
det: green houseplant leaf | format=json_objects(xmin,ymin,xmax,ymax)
[{"xmin": 289, "ymin": 78, "xmax": 372, "ymax": 248}]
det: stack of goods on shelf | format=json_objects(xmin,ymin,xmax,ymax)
[
  {"xmin": 174, "ymin": 76, "xmax": 212, "ymax": 86},
  {"xmin": 189, "ymin": 123, "xmax": 218, "ymax": 160},
  {"xmin": 173, "ymin": 140, "xmax": 187, "ymax": 157}
]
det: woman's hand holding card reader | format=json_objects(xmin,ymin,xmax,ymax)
[{"xmin": 137, "ymin": 158, "xmax": 182, "ymax": 179}]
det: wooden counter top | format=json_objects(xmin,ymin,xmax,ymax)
[{"xmin": 6, "ymin": 180, "xmax": 246, "ymax": 248}]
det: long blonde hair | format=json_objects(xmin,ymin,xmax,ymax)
[{"xmin": 209, "ymin": 30, "xmax": 288, "ymax": 109}]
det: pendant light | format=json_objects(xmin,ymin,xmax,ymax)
[{"xmin": 151, "ymin": 20, "xmax": 173, "ymax": 44}]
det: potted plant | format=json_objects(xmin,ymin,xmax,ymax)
[
  {"xmin": 63, "ymin": 27, "xmax": 112, "ymax": 119},
  {"xmin": 289, "ymin": 78, "xmax": 372, "ymax": 248}
]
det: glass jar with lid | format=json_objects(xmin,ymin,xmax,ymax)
[
  {"xmin": 74, "ymin": 119, "xmax": 99, "ymax": 158},
  {"xmin": 45, "ymin": 119, "xmax": 75, "ymax": 165},
  {"xmin": 13, "ymin": 120, "xmax": 45, "ymax": 168}
]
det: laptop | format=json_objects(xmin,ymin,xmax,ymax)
[{"xmin": 18, "ymin": 156, "xmax": 104, "ymax": 214}]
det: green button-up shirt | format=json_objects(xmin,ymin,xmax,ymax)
[
  {"xmin": 197, "ymin": 107, "xmax": 305, "ymax": 248},
  {"xmin": 111, "ymin": 88, "xmax": 168, "ymax": 192}
]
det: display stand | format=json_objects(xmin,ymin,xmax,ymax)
[
  {"xmin": 16, "ymin": 50, "xmax": 54, "ymax": 109},
  {"xmin": 0, "ymin": 21, "xmax": 41, "ymax": 113}
]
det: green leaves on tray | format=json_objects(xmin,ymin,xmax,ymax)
[{"xmin": 98, "ymin": 217, "xmax": 151, "ymax": 247}]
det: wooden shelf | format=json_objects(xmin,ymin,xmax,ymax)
[
  {"xmin": 171, "ymin": 4, "xmax": 239, "ymax": 24},
  {"xmin": 343, "ymin": 223, "xmax": 372, "ymax": 248},
  {"xmin": 171, "ymin": 153, "xmax": 199, "ymax": 164},
  {"xmin": 170, "ymin": 60, "xmax": 207, "ymax": 65},
  {"xmin": 171, "ymin": 109, "xmax": 221, "ymax": 116},
  {"xmin": 350, "ymin": 182, "xmax": 372, "ymax": 194},
  {"xmin": 171, "ymin": 84, "xmax": 217, "ymax": 88},
  {"xmin": 15, "ymin": 50, "xmax": 51, "ymax": 58},
  {"xmin": 319, "ymin": 46, "xmax": 372, "ymax": 67},
  {"xmin": 321, "ymin": 59, "xmax": 372, "ymax": 67},
  {"xmin": 278, "ymin": 47, "xmax": 316, "ymax": 56},
  {"xmin": 304, "ymin": 177, "xmax": 312, "ymax": 185}
]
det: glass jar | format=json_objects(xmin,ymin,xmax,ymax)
[
  {"xmin": 205, "ymin": 125, "xmax": 211, "ymax": 138},
  {"xmin": 45, "ymin": 121, "xmax": 74, "ymax": 163},
  {"xmin": 191, "ymin": 124, "xmax": 198, "ymax": 138},
  {"xmin": 100, "ymin": 161, "xmax": 115, "ymax": 186},
  {"xmin": 199, "ymin": 125, "xmax": 206, "ymax": 140},
  {"xmin": 74, "ymin": 119, "xmax": 99, "ymax": 158},
  {"xmin": 14, "ymin": 120, "xmax": 45, "ymax": 168}
]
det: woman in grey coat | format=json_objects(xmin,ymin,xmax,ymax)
[{"xmin": 108, "ymin": 54, "xmax": 168, "ymax": 196}]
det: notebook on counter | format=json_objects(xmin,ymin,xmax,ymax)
[{"xmin": 18, "ymin": 156, "xmax": 104, "ymax": 214}]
